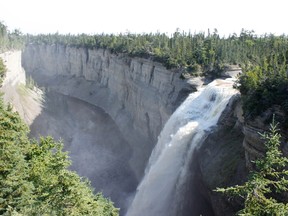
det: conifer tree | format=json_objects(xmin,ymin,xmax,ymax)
[{"xmin": 216, "ymin": 120, "xmax": 288, "ymax": 215}]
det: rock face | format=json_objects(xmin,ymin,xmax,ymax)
[
  {"xmin": 196, "ymin": 94, "xmax": 247, "ymax": 216},
  {"xmin": 0, "ymin": 51, "xmax": 44, "ymax": 125},
  {"xmin": 22, "ymin": 44, "xmax": 202, "ymax": 179},
  {"xmin": 242, "ymin": 106, "xmax": 288, "ymax": 170}
]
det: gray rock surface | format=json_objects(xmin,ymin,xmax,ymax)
[
  {"xmin": 197, "ymin": 95, "xmax": 247, "ymax": 216},
  {"xmin": 0, "ymin": 51, "xmax": 44, "ymax": 125},
  {"xmin": 22, "ymin": 44, "xmax": 202, "ymax": 180},
  {"xmin": 242, "ymin": 106, "xmax": 288, "ymax": 169}
]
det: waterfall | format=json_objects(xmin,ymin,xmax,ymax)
[{"xmin": 126, "ymin": 79, "xmax": 238, "ymax": 216}]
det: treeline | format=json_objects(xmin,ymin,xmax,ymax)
[
  {"xmin": 26, "ymin": 29, "xmax": 288, "ymax": 120},
  {"xmin": 235, "ymin": 37, "xmax": 288, "ymax": 121},
  {"xmin": 2, "ymin": 19, "xmax": 288, "ymax": 121},
  {"xmin": 27, "ymin": 29, "xmax": 243, "ymax": 75},
  {"xmin": 26, "ymin": 29, "xmax": 288, "ymax": 75}
]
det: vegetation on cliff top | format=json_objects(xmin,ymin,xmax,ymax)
[
  {"xmin": 26, "ymin": 29, "xmax": 288, "ymax": 121},
  {"xmin": 25, "ymin": 29, "xmax": 287, "ymax": 72},
  {"xmin": 2, "ymin": 20, "xmax": 288, "ymax": 120},
  {"xmin": 216, "ymin": 121, "xmax": 288, "ymax": 215},
  {"xmin": 26, "ymin": 29, "xmax": 261, "ymax": 75}
]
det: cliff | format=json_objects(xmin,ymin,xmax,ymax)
[
  {"xmin": 22, "ymin": 44, "xmax": 202, "ymax": 179},
  {"xmin": 198, "ymin": 102, "xmax": 288, "ymax": 215},
  {"xmin": 189, "ymin": 94, "xmax": 246, "ymax": 216},
  {"xmin": 243, "ymin": 106, "xmax": 288, "ymax": 169}
]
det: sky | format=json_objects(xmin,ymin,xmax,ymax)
[{"xmin": 1, "ymin": 0, "xmax": 287, "ymax": 36}]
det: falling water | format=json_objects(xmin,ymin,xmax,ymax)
[{"xmin": 126, "ymin": 79, "xmax": 238, "ymax": 216}]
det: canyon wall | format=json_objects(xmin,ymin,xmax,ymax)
[
  {"xmin": 22, "ymin": 44, "xmax": 201, "ymax": 179},
  {"xmin": 196, "ymin": 95, "xmax": 246, "ymax": 215},
  {"xmin": 242, "ymin": 107, "xmax": 288, "ymax": 169},
  {"xmin": 21, "ymin": 44, "xmax": 250, "ymax": 215},
  {"xmin": 0, "ymin": 51, "xmax": 43, "ymax": 125}
]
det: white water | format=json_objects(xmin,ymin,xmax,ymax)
[{"xmin": 126, "ymin": 79, "xmax": 238, "ymax": 216}]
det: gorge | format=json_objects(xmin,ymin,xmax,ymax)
[{"xmin": 3, "ymin": 44, "xmax": 247, "ymax": 215}]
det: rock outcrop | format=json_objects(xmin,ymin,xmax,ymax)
[
  {"xmin": 196, "ymin": 94, "xmax": 247, "ymax": 216},
  {"xmin": 242, "ymin": 106, "xmax": 288, "ymax": 169},
  {"xmin": 198, "ymin": 102, "xmax": 288, "ymax": 215}
]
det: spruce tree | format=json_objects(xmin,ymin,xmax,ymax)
[{"xmin": 216, "ymin": 120, "xmax": 288, "ymax": 215}]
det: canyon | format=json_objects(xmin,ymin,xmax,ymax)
[{"xmin": 1, "ymin": 45, "xmax": 271, "ymax": 215}]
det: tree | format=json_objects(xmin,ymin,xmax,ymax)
[
  {"xmin": 0, "ymin": 99, "xmax": 34, "ymax": 215},
  {"xmin": 0, "ymin": 98, "xmax": 119, "ymax": 215},
  {"xmin": 216, "ymin": 120, "xmax": 288, "ymax": 215},
  {"xmin": 0, "ymin": 58, "xmax": 7, "ymax": 85}
]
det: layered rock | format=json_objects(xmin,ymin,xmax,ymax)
[
  {"xmin": 22, "ymin": 44, "xmax": 202, "ymax": 179},
  {"xmin": 199, "ymin": 103, "xmax": 288, "ymax": 215},
  {"xmin": 242, "ymin": 106, "xmax": 288, "ymax": 169}
]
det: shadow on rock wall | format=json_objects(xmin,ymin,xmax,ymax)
[{"xmin": 29, "ymin": 90, "xmax": 138, "ymax": 215}]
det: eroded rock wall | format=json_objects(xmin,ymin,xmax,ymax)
[
  {"xmin": 195, "ymin": 95, "xmax": 246, "ymax": 215},
  {"xmin": 242, "ymin": 107, "xmax": 288, "ymax": 170},
  {"xmin": 198, "ymin": 101, "xmax": 288, "ymax": 215},
  {"xmin": 22, "ymin": 44, "xmax": 201, "ymax": 178}
]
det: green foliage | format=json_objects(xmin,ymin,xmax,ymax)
[
  {"xmin": 0, "ymin": 98, "xmax": 119, "ymax": 215},
  {"xmin": 0, "ymin": 57, "xmax": 7, "ymax": 85},
  {"xmin": 22, "ymin": 29, "xmax": 260, "ymax": 77},
  {"xmin": 0, "ymin": 99, "xmax": 33, "ymax": 215},
  {"xmin": 237, "ymin": 58, "xmax": 288, "ymax": 121},
  {"xmin": 235, "ymin": 34, "xmax": 288, "ymax": 121},
  {"xmin": 0, "ymin": 23, "xmax": 118, "ymax": 215},
  {"xmin": 216, "ymin": 121, "xmax": 288, "ymax": 215},
  {"xmin": 25, "ymin": 29, "xmax": 288, "ymax": 80},
  {"xmin": 0, "ymin": 22, "xmax": 24, "ymax": 52},
  {"xmin": 25, "ymin": 29, "xmax": 288, "ymax": 118}
]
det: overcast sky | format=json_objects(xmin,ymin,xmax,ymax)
[{"xmin": 1, "ymin": 0, "xmax": 287, "ymax": 36}]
